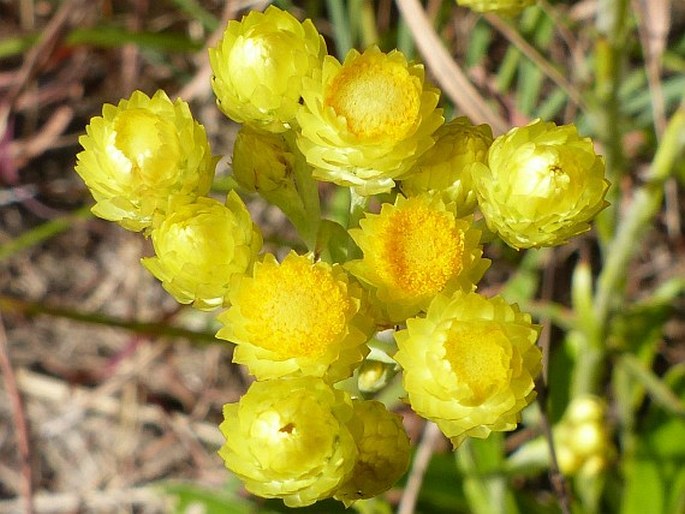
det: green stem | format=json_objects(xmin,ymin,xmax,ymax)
[
  {"xmin": 0, "ymin": 206, "xmax": 92, "ymax": 262},
  {"xmin": 345, "ymin": 188, "xmax": 369, "ymax": 260},
  {"xmin": 325, "ymin": 0, "xmax": 352, "ymax": 58},
  {"xmin": 594, "ymin": 105, "xmax": 685, "ymax": 325},
  {"xmin": 283, "ymin": 131, "xmax": 321, "ymax": 251},
  {"xmin": 575, "ymin": 103, "xmax": 685, "ymax": 397},
  {"xmin": 0, "ymin": 295, "xmax": 219, "ymax": 345},
  {"xmin": 593, "ymin": 0, "xmax": 630, "ymax": 248}
]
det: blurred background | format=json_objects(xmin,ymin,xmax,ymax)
[{"xmin": 1, "ymin": 1, "xmax": 684, "ymax": 513}]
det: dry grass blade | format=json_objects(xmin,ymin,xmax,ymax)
[
  {"xmin": 634, "ymin": 0, "xmax": 679, "ymax": 237},
  {"xmin": 394, "ymin": 0, "xmax": 509, "ymax": 134},
  {"xmin": 483, "ymin": 12, "xmax": 589, "ymax": 113},
  {"xmin": 0, "ymin": 313, "xmax": 34, "ymax": 514},
  {"xmin": 397, "ymin": 422, "xmax": 442, "ymax": 514}
]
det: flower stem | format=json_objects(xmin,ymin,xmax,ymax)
[
  {"xmin": 0, "ymin": 294, "xmax": 219, "ymax": 344},
  {"xmin": 574, "ymin": 102, "xmax": 685, "ymax": 397},
  {"xmin": 593, "ymin": 0, "xmax": 630, "ymax": 248}
]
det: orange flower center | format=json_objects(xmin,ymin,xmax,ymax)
[
  {"xmin": 377, "ymin": 201, "xmax": 464, "ymax": 297},
  {"xmin": 443, "ymin": 321, "xmax": 512, "ymax": 403},
  {"xmin": 241, "ymin": 256, "xmax": 351, "ymax": 359},
  {"xmin": 325, "ymin": 52, "xmax": 420, "ymax": 142}
]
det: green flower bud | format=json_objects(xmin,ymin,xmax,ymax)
[
  {"xmin": 334, "ymin": 400, "xmax": 410, "ymax": 505},
  {"xmin": 75, "ymin": 90, "xmax": 217, "ymax": 232},
  {"xmin": 218, "ymin": 377, "xmax": 358, "ymax": 507},
  {"xmin": 473, "ymin": 119, "xmax": 609, "ymax": 249},
  {"xmin": 141, "ymin": 193, "xmax": 262, "ymax": 310},
  {"xmin": 456, "ymin": 0, "xmax": 536, "ymax": 15},
  {"xmin": 209, "ymin": 5, "xmax": 326, "ymax": 132}
]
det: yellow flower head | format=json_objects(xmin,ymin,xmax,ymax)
[
  {"xmin": 334, "ymin": 400, "xmax": 410, "ymax": 506},
  {"xmin": 297, "ymin": 46, "xmax": 444, "ymax": 195},
  {"xmin": 554, "ymin": 396, "xmax": 613, "ymax": 476},
  {"xmin": 456, "ymin": 0, "xmax": 536, "ymax": 15},
  {"xmin": 209, "ymin": 5, "xmax": 326, "ymax": 132},
  {"xmin": 141, "ymin": 192, "xmax": 262, "ymax": 311},
  {"xmin": 473, "ymin": 119, "xmax": 609, "ymax": 249},
  {"xmin": 75, "ymin": 90, "xmax": 216, "ymax": 232},
  {"xmin": 346, "ymin": 194, "xmax": 490, "ymax": 323},
  {"xmin": 216, "ymin": 252, "xmax": 373, "ymax": 382},
  {"xmin": 232, "ymin": 125, "xmax": 296, "ymax": 193},
  {"xmin": 401, "ymin": 117, "xmax": 493, "ymax": 217},
  {"xmin": 394, "ymin": 291, "xmax": 541, "ymax": 447},
  {"xmin": 219, "ymin": 377, "xmax": 358, "ymax": 507}
]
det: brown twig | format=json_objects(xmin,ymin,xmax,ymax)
[
  {"xmin": 394, "ymin": 0, "xmax": 509, "ymax": 134},
  {"xmin": 397, "ymin": 422, "xmax": 441, "ymax": 514},
  {"xmin": 535, "ymin": 247, "xmax": 572, "ymax": 514},
  {"xmin": 2, "ymin": 0, "xmax": 86, "ymax": 112},
  {"xmin": 535, "ymin": 378, "xmax": 572, "ymax": 514},
  {"xmin": 0, "ymin": 312, "xmax": 34, "ymax": 514}
]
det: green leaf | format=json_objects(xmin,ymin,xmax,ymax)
[
  {"xmin": 162, "ymin": 481, "xmax": 254, "ymax": 514},
  {"xmin": 621, "ymin": 367, "xmax": 685, "ymax": 514}
]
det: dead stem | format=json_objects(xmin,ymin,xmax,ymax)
[
  {"xmin": 397, "ymin": 422, "xmax": 441, "ymax": 514},
  {"xmin": 0, "ymin": 312, "xmax": 34, "ymax": 514}
]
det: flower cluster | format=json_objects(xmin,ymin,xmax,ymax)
[
  {"xmin": 74, "ymin": 3, "xmax": 609, "ymax": 508},
  {"xmin": 554, "ymin": 396, "xmax": 615, "ymax": 477}
]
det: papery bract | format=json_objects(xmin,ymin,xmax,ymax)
[
  {"xmin": 218, "ymin": 377, "xmax": 358, "ymax": 507},
  {"xmin": 141, "ymin": 192, "xmax": 262, "ymax": 310},
  {"xmin": 209, "ymin": 5, "xmax": 326, "ymax": 132},
  {"xmin": 472, "ymin": 119, "xmax": 609, "ymax": 249},
  {"xmin": 394, "ymin": 291, "xmax": 541, "ymax": 447},
  {"xmin": 334, "ymin": 400, "xmax": 410, "ymax": 505},
  {"xmin": 216, "ymin": 252, "xmax": 372, "ymax": 382},
  {"xmin": 347, "ymin": 194, "xmax": 489, "ymax": 323},
  {"xmin": 401, "ymin": 116, "xmax": 493, "ymax": 217},
  {"xmin": 297, "ymin": 46, "xmax": 443, "ymax": 195},
  {"xmin": 75, "ymin": 90, "xmax": 216, "ymax": 232}
]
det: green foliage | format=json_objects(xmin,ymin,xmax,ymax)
[{"xmin": 6, "ymin": 0, "xmax": 685, "ymax": 512}]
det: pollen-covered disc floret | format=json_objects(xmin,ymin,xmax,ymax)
[
  {"xmin": 334, "ymin": 400, "xmax": 410, "ymax": 505},
  {"xmin": 141, "ymin": 192, "xmax": 262, "ymax": 311},
  {"xmin": 209, "ymin": 5, "xmax": 326, "ymax": 132},
  {"xmin": 401, "ymin": 117, "xmax": 493, "ymax": 217},
  {"xmin": 218, "ymin": 377, "xmax": 358, "ymax": 507},
  {"xmin": 456, "ymin": 0, "xmax": 536, "ymax": 15},
  {"xmin": 216, "ymin": 252, "xmax": 372, "ymax": 382},
  {"xmin": 394, "ymin": 291, "xmax": 541, "ymax": 447},
  {"xmin": 473, "ymin": 119, "xmax": 609, "ymax": 249},
  {"xmin": 297, "ymin": 46, "xmax": 444, "ymax": 195},
  {"xmin": 346, "ymin": 194, "xmax": 489, "ymax": 323},
  {"xmin": 75, "ymin": 90, "xmax": 216, "ymax": 232}
]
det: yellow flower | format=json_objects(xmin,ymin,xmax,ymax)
[
  {"xmin": 75, "ymin": 90, "xmax": 216, "ymax": 232},
  {"xmin": 472, "ymin": 119, "xmax": 609, "ymax": 249},
  {"xmin": 218, "ymin": 377, "xmax": 358, "ymax": 507},
  {"xmin": 346, "ymin": 194, "xmax": 489, "ymax": 323},
  {"xmin": 456, "ymin": 0, "xmax": 536, "ymax": 15},
  {"xmin": 297, "ymin": 46, "xmax": 444, "ymax": 195},
  {"xmin": 209, "ymin": 5, "xmax": 326, "ymax": 132},
  {"xmin": 216, "ymin": 252, "xmax": 373, "ymax": 382},
  {"xmin": 334, "ymin": 400, "xmax": 410, "ymax": 505},
  {"xmin": 141, "ymin": 192, "xmax": 262, "ymax": 311},
  {"xmin": 231, "ymin": 126, "xmax": 314, "ymax": 240},
  {"xmin": 394, "ymin": 291, "xmax": 541, "ymax": 447},
  {"xmin": 400, "ymin": 117, "xmax": 493, "ymax": 217},
  {"xmin": 232, "ymin": 125, "xmax": 297, "ymax": 193}
]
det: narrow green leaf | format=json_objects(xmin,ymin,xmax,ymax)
[
  {"xmin": 0, "ymin": 206, "xmax": 91, "ymax": 262},
  {"xmin": 168, "ymin": 0, "xmax": 219, "ymax": 31},
  {"xmin": 66, "ymin": 26, "xmax": 203, "ymax": 52}
]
